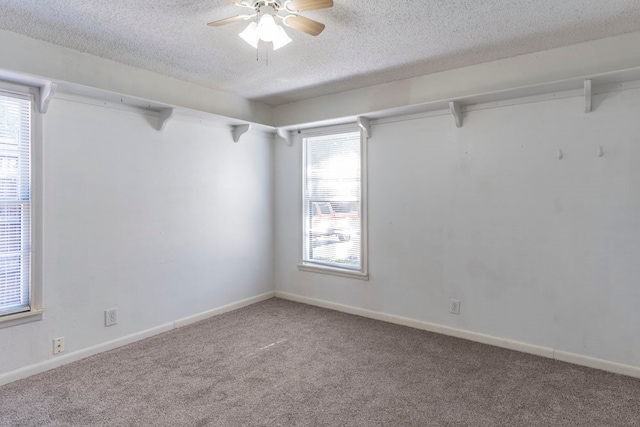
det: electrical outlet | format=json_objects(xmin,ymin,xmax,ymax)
[
  {"xmin": 53, "ymin": 337, "xmax": 64, "ymax": 354},
  {"xmin": 105, "ymin": 308, "xmax": 118, "ymax": 327},
  {"xmin": 450, "ymin": 299, "xmax": 461, "ymax": 315}
]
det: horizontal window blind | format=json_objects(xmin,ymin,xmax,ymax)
[
  {"xmin": 303, "ymin": 131, "xmax": 362, "ymax": 271},
  {"xmin": 0, "ymin": 92, "xmax": 31, "ymax": 316}
]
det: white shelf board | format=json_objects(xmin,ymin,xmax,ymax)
[
  {"xmin": 3, "ymin": 64, "xmax": 640, "ymax": 137},
  {"xmin": 277, "ymin": 66, "xmax": 640, "ymax": 132}
]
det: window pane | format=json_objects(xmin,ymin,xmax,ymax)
[
  {"xmin": 0, "ymin": 92, "xmax": 31, "ymax": 316},
  {"xmin": 303, "ymin": 131, "xmax": 361, "ymax": 271}
]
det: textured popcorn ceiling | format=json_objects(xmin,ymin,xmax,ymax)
[{"xmin": 1, "ymin": 0, "xmax": 640, "ymax": 106}]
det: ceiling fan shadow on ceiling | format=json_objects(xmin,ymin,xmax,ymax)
[{"xmin": 208, "ymin": 0, "xmax": 333, "ymax": 51}]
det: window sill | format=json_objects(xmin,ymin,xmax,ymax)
[
  {"xmin": 0, "ymin": 308, "xmax": 44, "ymax": 329},
  {"xmin": 298, "ymin": 263, "xmax": 369, "ymax": 281}
]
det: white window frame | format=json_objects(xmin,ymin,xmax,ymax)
[
  {"xmin": 298, "ymin": 124, "xmax": 368, "ymax": 280},
  {"xmin": 0, "ymin": 80, "xmax": 43, "ymax": 329}
]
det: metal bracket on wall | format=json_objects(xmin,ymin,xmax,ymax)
[
  {"xmin": 156, "ymin": 108, "xmax": 175, "ymax": 131},
  {"xmin": 38, "ymin": 82, "xmax": 57, "ymax": 114},
  {"xmin": 277, "ymin": 128, "xmax": 294, "ymax": 146},
  {"xmin": 584, "ymin": 79, "xmax": 592, "ymax": 113},
  {"xmin": 357, "ymin": 116, "xmax": 371, "ymax": 138},
  {"xmin": 449, "ymin": 101, "xmax": 463, "ymax": 128},
  {"xmin": 231, "ymin": 124, "xmax": 251, "ymax": 142}
]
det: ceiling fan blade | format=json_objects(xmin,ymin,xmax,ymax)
[
  {"xmin": 207, "ymin": 15, "xmax": 252, "ymax": 27},
  {"xmin": 283, "ymin": 15, "xmax": 325, "ymax": 36},
  {"xmin": 285, "ymin": 0, "xmax": 333, "ymax": 12}
]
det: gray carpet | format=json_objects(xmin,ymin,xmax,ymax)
[{"xmin": 1, "ymin": 298, "xmax": 639, "ymax": 426}]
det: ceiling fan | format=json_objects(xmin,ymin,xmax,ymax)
[{"xmin": 208, "ymin": 0, "xmax": 333, "ymax": 50}]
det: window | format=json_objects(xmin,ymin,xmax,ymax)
[
  {"xmin": 0, "ymin": 90, "xmax": 34, "ymax": 319},
  {"xmin": 300, "ymin": 129, "xmax": 367, "ymax": 279}
]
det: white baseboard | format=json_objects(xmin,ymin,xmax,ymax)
[
  {"xmin": 0, "ymin": 291, "xmax": 275, "ymax": 387},
  {"xmin": 275, "ymin": 291, "xmax": 640, "ymax": 379},
  {"xmin": 552, "ymin": 350, "xmax": 640, "ymax": 379},
  {"xmin": 0, "ymin": 322, "xmax": 174, "ymax": 387},
  {"xmin": 174, "ymin": 291, "xmax": 275, "ymax": 328}
]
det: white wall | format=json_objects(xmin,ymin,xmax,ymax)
[
  {"xmin": 0, "ymin": 96, "xmax": 274, "ymax": 376},
  {"xmin": 2, "ymin": 30, "xmax": 640, "ymax": 381},
  {"xmin": 274, "ymin": 86, "xmax": 640, "ymax": 369}
]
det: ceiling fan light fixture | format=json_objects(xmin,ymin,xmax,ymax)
[
  {"xmin": 257, "ymin": 14, "xmax": 278, "ymax": 42},
  {"xmin": 213, "ymin": 0, "xmax": 331, "ymax": 53},
  {"xmin": 239, "ymin": 13, "xmax": 291, "ymax": 50},
  {"xmin": 272, "ymin": 25, "xmax": 292, "ymax": 50},
  {"xmin": 239, "ymin": 21, "xmax": 259, "ymax": 48}
]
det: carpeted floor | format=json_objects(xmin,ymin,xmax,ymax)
[{"xmin": 1, "ymin": 298, "xmax": 639, "ymax": 426}]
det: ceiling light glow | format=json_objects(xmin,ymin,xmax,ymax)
[
  {"xmin": 239, "ymin": 21, "xmax": 259, "ymax": 48},
  {"xmin": 239, "ymin": 14, "xmax": 291, "ymax": 50}
]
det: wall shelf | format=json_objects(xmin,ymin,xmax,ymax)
[
  {"xmin": 275, "ymin": 66, "xmax": 640, "ymax": 135},
  {"xmin": 3, "ymin": 65, "xmax": 640, "ymax": 141}
]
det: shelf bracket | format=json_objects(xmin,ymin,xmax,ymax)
[
  {"xmin": 38, "ymin": 82, "xmax": 57, "ymax": 114},
  {"xmin": 584, "ymin": 79, "xmax": 592, "ymax": 113},
  {"xmin": 357, "ymin": 116, "xmax": 371, "ymax": 138},
  {"xmin": 449, "ymin": 101, "xmax": 463, "ymax": 128},
  {"xmin": 231, "ymin": 124, "xmax": 251, "ymax": 143},
  {"xmin": 277, "ymin": 128, "xmax": 293, "ymax": 146},
  {"xmin": 156, "ymin": 108, "xmax": 175, "ymax": 131}
]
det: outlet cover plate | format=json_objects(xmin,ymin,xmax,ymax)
[
  {"xmin": 450, "ymin": 299, "xmax": 461, "ymax": 315},
  {"xmin": 53, "ymin": 337, "xmax": 64, "ymax": 354},
  {"xmin": 105, "ymin": 308, "xmax": 118, "ymax": 327}
]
